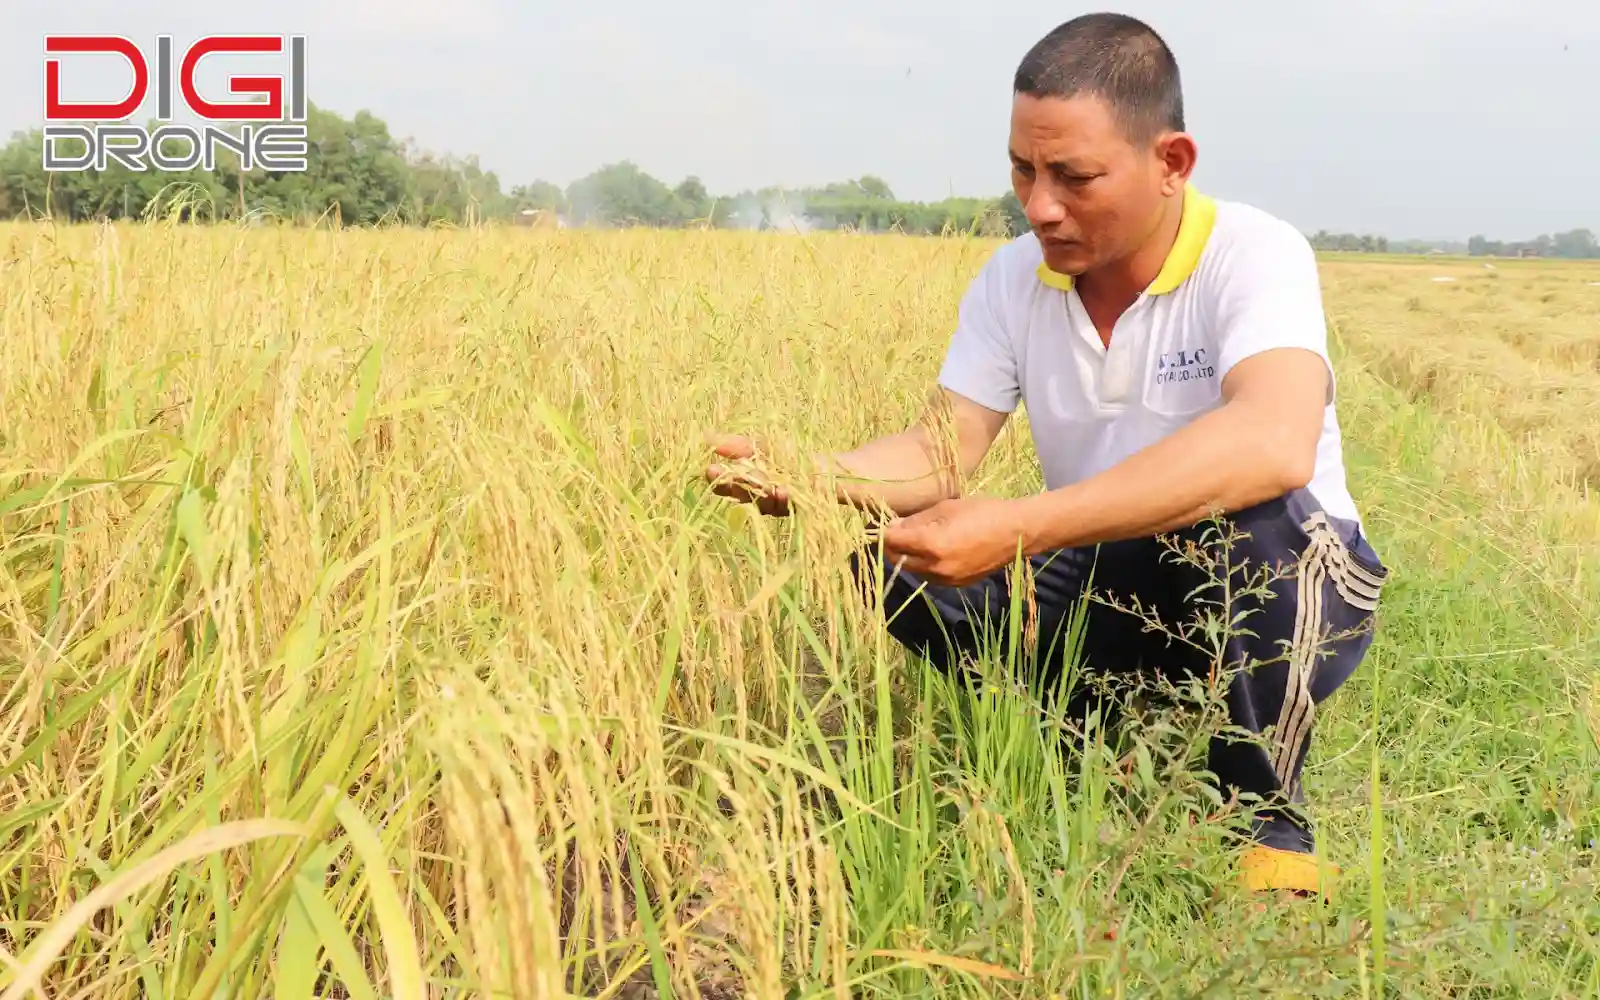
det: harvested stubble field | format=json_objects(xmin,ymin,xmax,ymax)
[{"xmin": 1, "ymin": 220, "xmax": 1598, "ymax": 999}]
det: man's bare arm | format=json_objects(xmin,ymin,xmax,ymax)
[
  {"xmin": 1011, "ymin": 348, "xmax": 1328, "ymax": 553},
  {"xmin": 705, "ymin": 388, "xmax": 1008, "ymax": 518},
  {"xmin": 816, "ymin": 388, "xmax": 1010, "ymax": 518}
]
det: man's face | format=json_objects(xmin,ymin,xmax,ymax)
[{"xmin": 1008, "ymin": 92, "xmax": 1183, "ymax": 277}]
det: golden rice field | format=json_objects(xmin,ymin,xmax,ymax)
[{"xmin": 1, "ymin": 221, "xmax": 1597, "ymax": 999}]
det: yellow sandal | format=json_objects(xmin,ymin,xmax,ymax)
[{"xmin": 1237, "ymin": 845, "xmax": 1340, "ymax": 900}]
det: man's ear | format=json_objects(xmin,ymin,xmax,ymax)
[{"xmin": 1156, "ymin": 132, "xmax": 1198, "ymax": 194}]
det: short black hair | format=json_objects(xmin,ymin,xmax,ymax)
[{"xmin": 1013, "ymin": 13, "xmax": 1184, "ymax": 144}]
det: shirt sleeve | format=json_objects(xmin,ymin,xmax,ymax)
[
  {"xmin": 936, "ymin": 249, "xmax": 1022, "ymax": 413},
  {"xmin": 1211, "ymin": 219, "xmax": 1337, "ymax": 404}
]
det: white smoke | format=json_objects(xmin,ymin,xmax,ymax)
[
  {"xmin": 762, "ymin": 195, "xmax": 813, "ymax": 233},
  {"xmin": 726, "ymin": 192, "xmax": 813, "ymax": 233}
]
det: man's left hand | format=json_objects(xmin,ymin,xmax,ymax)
[{"xmin": 878, "ymin": 496, "xmax": 1030, "ymax": 587}]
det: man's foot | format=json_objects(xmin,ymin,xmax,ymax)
[{"xmin": 1236, "ymin": 844, "xmax": 1340, "ymax": 902}]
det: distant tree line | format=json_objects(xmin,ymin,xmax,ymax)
[
  {"xmin": 1465, "ymin": 230, "xmax": 1599, "ymax": 259},
  {"xmin": 0, "ymin": 105, "xmax": 1025, "ymax": 237},
  {"xmin": 0, "ymin": 105, "xmax": 1590, "ymax": 253},
  {"xmin": 554, "ymin": 162, "xmax": 1025, "ymax": 236},
  {"xmin": 0, "ymin": 105, "xmax": 553, "ymax": 227},
  {"xmin": 1311, "ymin": 228, "xmax": 1600, "ymax": 259},
  {"xmin": 1309, "ymin": 230, "xmax": 1393, "ymax": 253}
]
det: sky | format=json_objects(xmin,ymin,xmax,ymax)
[{"xmin": 2, "ymin": 0, "xmax": 1596, "ymax": 242}]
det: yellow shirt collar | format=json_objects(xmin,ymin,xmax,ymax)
[{"xmin": 1035, "ymin": 184, "xmax": 1217, "ymax": 295}]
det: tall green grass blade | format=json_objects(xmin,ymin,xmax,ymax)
[
  {"xmin": 347, "ymin": 340, "xmax": 385, "ymax": 444},
  {"xmin": 289, "ymin": 874, "xmax": 379, "ymax": 1000},
  {"xmin": 45, "ymin": 499, "xmax": 68, "ymax": 631},
  {"xmin": 273, "ymin": 846, "xmax": 337, "ymax": 1000},
  {"xmin": 333, "ymin": 796, "xmax": 426, "ymax": 1000}
]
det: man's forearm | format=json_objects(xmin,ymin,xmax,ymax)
[
  {"xmin": 812, "ymin": 427, "xmax": 960, "ymax": 518},
  {"xmin": 1013, "ymin": 400, "xmax": 1315, "ymax": 554}
]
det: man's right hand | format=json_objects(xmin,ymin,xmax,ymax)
[{"xmin": 704, "ymin": 433, "xmax": 792, "ymax": 517}]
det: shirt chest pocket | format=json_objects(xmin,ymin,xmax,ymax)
[{"xmin": 1140, "ymin": 340, "xmax": 1222, "ymax": 419}]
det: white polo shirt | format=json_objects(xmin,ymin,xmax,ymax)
[{"xmin": 937, "ymin": 186, "xmax": 1362, "ymax": 526}]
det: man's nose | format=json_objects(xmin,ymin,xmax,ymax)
[{"xmin": 1026, "ymin": 184, "xmax": 1066, "ymax": 226}]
